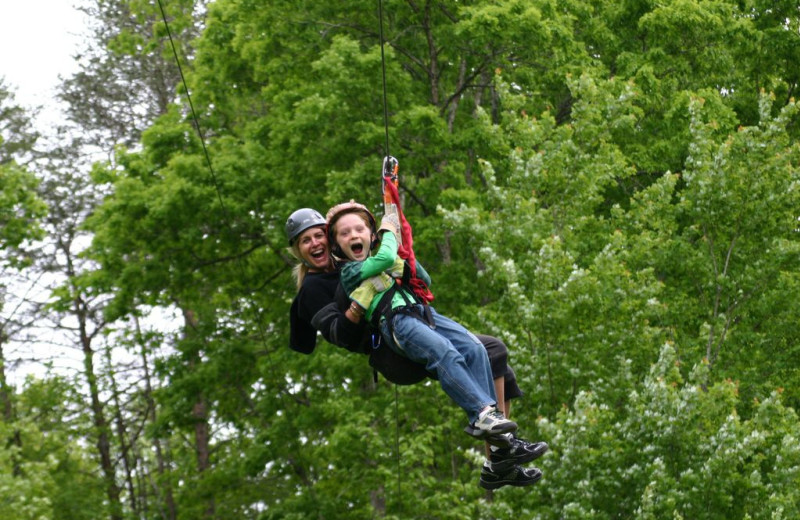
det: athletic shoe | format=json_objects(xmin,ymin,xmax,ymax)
[
  {"xmin": 490, "ymin": 437, "xmax": 549, "ymax": 472},
  {"xmin": 479, "ymin": 462, "xmax": 543, "ymax": 490},
  {"xmin": 472, "ymin": 407, "xmax": 517, "ymax": 435}
]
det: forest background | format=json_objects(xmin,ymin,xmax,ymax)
[{"xmin": 1, "ymin": 1, "xmax": 799, "ymax": 519}]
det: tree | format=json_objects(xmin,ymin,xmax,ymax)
[
  {"xmin": 0, "ymin": 82, "xmax": 45, "ymax": 265},
  {"xmin": 59, "ymin": 0, "xmax": 204, "ymax": 149},
  {"xmin": 29, "ymin": 2, "xmax": 213, "ymax": 517},
  {"xmin": 31, "ymin": 150, "xmax": 125, "ymax": 519},
  {"xmin": 0, "ymin": 79, "xmax": 39, "ymax": 166},
  {"xmin": 1, "ymin": 80, "xmax": 46, "ymax": 487},
  {"xmin": 1, "ymin": 376, "xmax": 107, "ymax": 520},
  {"xmin": 440, "ymin": 73, "xmax": 664, "ymax": 417},
  {"xmin": 655, "ymin": 93, "xmax": 800, "ymax": 409}
]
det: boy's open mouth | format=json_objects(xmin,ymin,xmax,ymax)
[{"xmin": 350, "ymin": 243, "xmax": 364, "ymax": 255}]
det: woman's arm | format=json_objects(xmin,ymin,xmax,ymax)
[
  {"xmin": 310, "ymin": 302, "xmax": 368, "ymax": 353},
  {"xmin": 290, "ymin": 273, "xmax": 369, "ymax": 354}
]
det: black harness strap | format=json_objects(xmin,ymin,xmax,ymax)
[{"xmin": 369, "ymin": 261, "xmax": 435, "ymax": 337}]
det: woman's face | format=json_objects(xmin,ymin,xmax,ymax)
[
  {"xmin": 333, "ymin": 212, "xmax": 372, "ymax": 261},
  {"xmin": 296, "ymin": 226, "xmax": 331, "ymax": 271}
]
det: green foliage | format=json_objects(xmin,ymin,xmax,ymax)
[
  {"xmin": 0, "ymin": 84, "xmax": 45, "ymax": 270},
  {"xmin": 0, "ymin": 427, "xmax": 54, "ymax": 520},
  {"xmin": 513, "ymin": 345, "xmax": 800, "ymax": 520},
  {"xmin": 0, "ymin": 161, "xmax": 45, "ymax": 266},
  {"xmin": 60, "ymin": 0, "xmax": 202, "ymax": 148},
  {"xmin": 0, "ymin": 80, "xmax": 39, "ymax": 164},
  {"xmin": 443, "ymin": 74, "xmax": 665, "ymax": 417},
  {"xmin": 1, "ymin": 376, "xmax": 107, "ymax": 520},
  {"xmin": 668, "ymin": 94, "xmax": 800, "ymax": 408}
]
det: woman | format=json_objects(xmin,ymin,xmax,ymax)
[{"xmin": 286, "ymin": 207, "xmax": 546, "ymax": 489}]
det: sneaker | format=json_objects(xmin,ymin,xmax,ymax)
[
  {"xmin": 490, "ymin": 437, "xmax": 549, "ymax": 472},
  {"xmin": 479, "ymin": 462, "xmax": 543, "ymax": 490},
  {"xmin": 471, "ymin": 407, "xmax": 517, "ymax": 436}
]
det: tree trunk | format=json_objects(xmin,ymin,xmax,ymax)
[
  {"xmin": 79, "ymin": 306, "xmax": 124, "ymax": 520},
  {"xmin": 0, "ymin": 332, "xmax": 23, "ymax": 477},
  {"xmin": 182, "ymin": 308, "xmax": 215, "ymax": 518},
  {"xmin": 136, "ymin": 316, "xmax": 178, "ymax": 520},
  {"xmin": 104, "ymin": 346, "xmax": 138, "ymax": 515}
]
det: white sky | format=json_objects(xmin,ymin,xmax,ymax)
[{"xmin": 0, "ymin": 0, "xmax": 88, "ymax": 126}]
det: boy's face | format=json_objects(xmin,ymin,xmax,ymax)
[{"xmin": 334, "ymin": 212, "xmax": 372, "ymax": 261}]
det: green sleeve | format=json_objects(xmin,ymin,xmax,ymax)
[
  {"xmin": 360, "ymin": 232, "xmax": 398, "ymax": 279},
  {"xmin": 339, "ymin": 262, "xmax": 363, "ymax": 295},
  {"xmin": 338, "ymin": 233, "xmax": 399, "ymax": 299},
  {"xmin": 414, "ymin": 260, "xmax": 432, "ymax": 287}
]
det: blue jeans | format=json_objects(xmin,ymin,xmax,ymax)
[{"xmin": 380, "ymin": 305, "xmax": 497, "ymax": 423}]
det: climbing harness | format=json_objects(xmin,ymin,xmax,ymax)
[{"xmin": 381, "ymin": 155, "xmax": 401, "ymax": 245}]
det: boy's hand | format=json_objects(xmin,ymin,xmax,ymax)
[{"xmin": 378, "ymin": 213, "xmax": 400, "ymax": 236}]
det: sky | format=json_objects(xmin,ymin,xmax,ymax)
[{"xmin": 0, "ymin": 0, "xmax": 88, "ymax": 126}]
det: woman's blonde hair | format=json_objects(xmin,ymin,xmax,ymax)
[{"xmin": 288, "ymin": 243, "xmax": 310, "ymax": 290}]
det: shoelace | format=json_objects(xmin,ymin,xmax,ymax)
[
  {"xmin": 486, "ymin": 409, "xmax": 506, "ymax": 421},
  {"xmin": 510, "ymin": 436, "xmax": 532, "ymax": 450}
]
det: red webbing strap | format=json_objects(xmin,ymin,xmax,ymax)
[{"xmin": 382, "ymin": 178, "xmax": 434, "ymax": 303}]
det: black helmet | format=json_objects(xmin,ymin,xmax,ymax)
[{"xmin": 286, "ymin": 208, "xmax": 326, "ymax": 245}]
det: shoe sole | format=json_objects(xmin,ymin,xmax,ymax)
[
  {"xmin": 464, "ymin": 420, "xmax": 518, "ymax": 437},
  {"xmin": 479, "ymin": 469, "xmax": 543, "ymax": 490},
  {"xmin": 463, "ymin": 426, "xmax": 514, "ymax": 447}
]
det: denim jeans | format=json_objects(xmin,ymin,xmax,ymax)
[{"xmin": 380, "ymin": 305, "xmax": 497, "ymax": 423}]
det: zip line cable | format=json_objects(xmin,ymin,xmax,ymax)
[
  {"xmin": 378, "ymin": 0, "xmax": 391, "ymax": 158},
  {"xmin": 377, "ymin": 0, "xmax": 404, "ymax": 506},
  {"xmin": 156, "ymin": 1, "xmax": 222, "ymax": 217},
  {"xmin": 155, "ymin": 2, "xmax": 322, "ymax": 512},
  {"xmin": 155, "ymin": 0, "xmax": 276, "ymax": 361}
]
